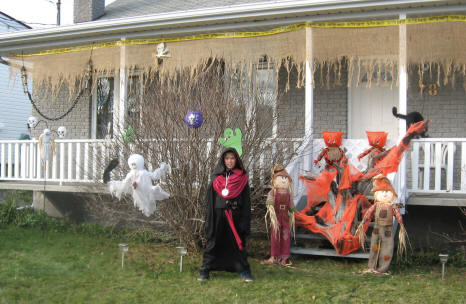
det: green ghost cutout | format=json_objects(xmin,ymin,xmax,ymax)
[
  {"xmin": 219, "ymin": 128, "xmax": 243, "ymax": 156},
  {"xmin": 123, "ymin": 126, "xmax": 138, "ymax": 143}
]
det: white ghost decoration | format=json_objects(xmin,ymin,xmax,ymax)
[
  {"xmin": 108, "ymin": 154, "xmax": 171, "ymax": 217},
  {"xmin": 38, "ymin": 128, "xmax": 55, "ymax": 164}
]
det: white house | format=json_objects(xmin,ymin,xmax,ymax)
[{"xmin": 0, "ymin": 0, "xmax": 464, "ymax": 253}]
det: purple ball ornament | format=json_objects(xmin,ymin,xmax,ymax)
[{"xmin": 184, "ymin": 111, "xmax": 204, "ymax": 128}]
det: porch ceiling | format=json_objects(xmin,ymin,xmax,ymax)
[{"xmin": 0, "ymin": 0, "xmax": 464, "ymax": 55}]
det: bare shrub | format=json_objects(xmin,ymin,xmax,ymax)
[{"xmin": 91, "ymin": 59, "xmax": 298, "ymax": 249}]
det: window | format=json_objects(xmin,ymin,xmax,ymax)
[
  {"xmin": 253, "ymin": 56, "xmax": 277, "ymax": 138},
  {"xmin": 93, "ymin": 77, "xmax": 114, "ymax": 139},
  {"xmin": 227, "ymin": 56, "xmax": 277, "ymax": 138},
  {"xmin": 127, "ymin": 75, "xmax": 143, "ymax": 131}
]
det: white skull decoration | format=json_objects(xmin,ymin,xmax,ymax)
[
  {"xmin": 57, "ymin": 126, "xmax": 67, "ymax": 138},
  {"xmin": 28, "ymin": 116, "xmax": 38, "ymax": 129},
  {"xmin": 128, "ymin": 154, "xmax": 144, "ymax": 170},
  {"xmin": 155, "ymin": 42, "xmax": 170, "ymax": 58}
]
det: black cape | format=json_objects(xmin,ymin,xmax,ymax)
[{"xmin": 201, "ymin": 148, "xmax": 251, "ymax": 273}]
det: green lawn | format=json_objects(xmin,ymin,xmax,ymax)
[{"xmin": 0, "ymin": 226, "xmax": 464, "ymax": 304}]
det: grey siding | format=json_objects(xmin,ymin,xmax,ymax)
[
  {"xmin": 30, "ymin": 86, "xmax": 91, "ymax": 139},
  {"xmin": 277, "ymin": 66, "xmax": 305, "ymax": 138}
]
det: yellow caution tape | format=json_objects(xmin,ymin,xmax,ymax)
[{"xmin": 18, "ymin": 15, "xmax": 466, "ymax": 57}]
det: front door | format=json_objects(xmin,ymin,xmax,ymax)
[{"xmin": 349, "ymin": 84, "xmax": 399, "ymax": 141}]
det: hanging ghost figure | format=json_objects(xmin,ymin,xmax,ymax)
[
  {"xmin": 38, "ymin": 128, "xmax": 55, "ymax": 164},
  {"xmin": 108, "ymin": 154, "xmax": 171, "ymax": 217}
]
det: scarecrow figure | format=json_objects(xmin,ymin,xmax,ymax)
[
  {"xmin": 109, "ymin": 154, "xmax": 171, "ymax": 217},
  {"xmin": 355, "ymin": 175, "xmax": 408, "ymax": 274},
  {"xmin": 263, "ymin": 165, "xmax": 297, "ymax": 266},
  {"xmin": 314, "ymin": 131, "xmax": 346, "ymax": 170},
  {"xmin": 358, "ymin": 131, "xmax": 389, "ymax": 171}
]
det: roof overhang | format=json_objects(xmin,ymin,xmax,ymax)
[{"xmin": 0, "ymin": 0, "xmax": 465, "ymax": 55}]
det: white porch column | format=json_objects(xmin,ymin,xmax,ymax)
[
  {"xmin": 114, "ymin": 36, "xmax": 127, "ymax": 137},
  {"xmin": 304, "ymin": 27, "xmax": 314, "ymax": 172},
  {"xmin": 398, "ymin": 14, "xmax": 408, "ymax": 207}
]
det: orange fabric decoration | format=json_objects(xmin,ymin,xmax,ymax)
[
  {"xmin": 295, "ymin": 193, "xmax": 372, "ymax": 255},
  {"xmin": 299, "ymin": 170, "xmax": 337, "ymax": 208},
  {"xmin": 296, "ymin": 121, "xmax": 430, "ymax": 255},
  {"xmin": 322, "ymin": 131, "xmax": 344, "ymax": 147}
]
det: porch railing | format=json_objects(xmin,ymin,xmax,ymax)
[
  {"xmin": 0, "ymin": 138, "xmax": 304, "ymax": 185},
  {"xmin": 2, "ymin": 137, "xmax": 464, "ymax": 196},
  {"xmin": 0, "ymin": 139, "xmax": 110, "ymax": 183},
  {"xmin": 408, "ymin": 138, "xmax": 466, "ymax": 194}
]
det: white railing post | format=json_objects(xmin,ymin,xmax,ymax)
[
  {"xmin": 1, "ymin": 143, "xmax": 5, "ymax": 179},
  {"xmin": 14, "ymin": 143, "xmax": 19, "ymax": 178},
  {"xmin": 84, "ymin": 142, "xmax": 89, "ymax": 181},
  {"xmin": 67, "ymin": 142, "xmax": 73, "ymax": 180},
  {"xmin": 446, "ymin": 142, "xmax": 454, "ymax": 191},
  {"xmin": 8, "ymin": 143, "xmax": 12, "ymax": 178},
  {"xmin": 423, "ymin": 142, "xmax": 431, "ymax": 191},
  {"xmin": 411, "ymin": 141, "xmax": 419, "ymax": 190},
  {"xmin": 29, "ymin": 142, "xmax": 34, "ymax": 179},
  {"xmin": 76, "ymin": 142, "xmax": 81, "ymax": 181},
  {"xmin": 52, "ymin": 145, "xmax": 57, "ymax": 181},
  {"xmin": 36, "ymin": 143, "xmax": 41, "ymax": 180},
  {"xmin": 21, "ymin": 143, "xmax": 26, "ymax": 178},
  {"xmin": 60, "ymin": 142, "xmax": 65, "ymax": 184},
  {"xmin": 434, "ymin": 142, "xmax": 442, "ymax": 191},
  {"xmin": 461, "ymin": 142, "xmax": 466, "ymax": 191},
  {"xmin": 92, "ymin": 143, "xmax": 97, "ymax": 181}
]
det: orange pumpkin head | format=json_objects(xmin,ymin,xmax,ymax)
[
  {"xmin": 366, "ymin": 131, "xmax": 388, "ymax": 149},
  {"xmin": 322, "ymin": 131, "xmax": 344, "ymax": 147}
]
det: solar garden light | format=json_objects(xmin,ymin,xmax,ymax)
[
  {"xmin": 439, "ymin": 253, "xmax": 448, "ymax": 280},
  {"xmin": 176, "ymin": 246, "xmax": 187, "ymax": 272},
  {"xmin": 119, "ymin": 243, "xmax": 129, "ymax": 269}
]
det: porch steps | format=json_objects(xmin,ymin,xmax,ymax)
[
  {"xmin": 290, "ymin": 247, "xmax": 369, "ymax": 259},
  {"xmin": 290, "ymin": 233, "xmax": 370, "ymax": 259}
]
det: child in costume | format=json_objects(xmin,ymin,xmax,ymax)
[
  {"xmin": 355, "ymin": 175, "xmax": 408, "ymax": 273},
  {"xmin": 198, "ymin": 148, "xmax": 253, "ymax": 282},
  {"xmin": 264, "ymin": 165, "xmax": 297, "ymax": 266}
]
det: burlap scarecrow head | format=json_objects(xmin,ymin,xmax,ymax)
[{"xmin": 271, "ymin": 164, "xmax": 292, "ymax": 190}]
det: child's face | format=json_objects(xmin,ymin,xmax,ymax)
[
  {"xmin": 375, "ymin": 190, "xmax": 394, "ymax": 203},
  {"xmin": 273, "ymin": 175, "xmax": 289, "ymax": 189},
  {"xmin": 224, "ymin": 152, "xmax": 236, "ymax": 170}
]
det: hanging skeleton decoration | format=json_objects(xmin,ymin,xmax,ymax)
[
  {"xmin": 38, "ymin": 128, "xmax": 55, "ymax": 164},
  {"xmin": 108, "ymin": 154, "xmax": 171, "ymax": 217}
]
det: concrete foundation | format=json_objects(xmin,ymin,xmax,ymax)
[{"xmin": 32, "ymin": 191, "xmax": 88, "ymax": 222}]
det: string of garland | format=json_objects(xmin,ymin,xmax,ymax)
[
  {"xmin": 17, "ymin": 14, "xmax": 466, "ymax": 58},
  {"xmin": 25, "ymin": 88, "xmax": 87, "ymax": 121}
]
